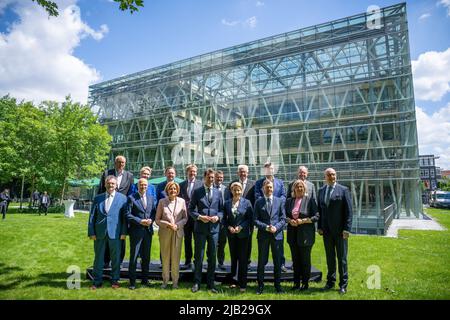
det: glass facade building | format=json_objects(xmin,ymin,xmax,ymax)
[{"xmin": 90, "ymin": 3, "xmax": 422, "ymax": 234}]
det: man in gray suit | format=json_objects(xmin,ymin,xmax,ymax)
[
  {"xmin": 317, "ymin": 168, "xmax": 353, "ymax": 295},
  {"xmin": 287, "ymin": 166, "xmax": 317, "ymax": 204},
  {"xmin": 88, "ymin": 175, "xmax": 128, "ymax": 289},
  {"xmin": 98, "ymin": 155, "xmax": 134, "ymax": 266}
]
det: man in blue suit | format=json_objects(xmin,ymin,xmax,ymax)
[
  {"xmin": 317, "ymin": 168, "xmax": 353, "ymax": 295},
  {"xmin": 126, "ymin": 178, "xmax": 156, "ymax": 290},
  {"xmin": 189, "ymin": 168, "xmax": 224, "ymax": 294},
  {"xmin": 254, "ymin": 179, "xmax": 286, "ymax": 294},
  {"xmin": 128, "ymin": 166, "xmax": 157, "ymax": 205},
  {"xmin": 254, "ymin": 162, "xmax": 288, "ymax": 272},
  {"xmin": 156, "ymin": 166, "xmax": 177, "ymax": 202},
  {"xmin": 88, "ymin": 175, "xmax": 128, "ymax": 289}
]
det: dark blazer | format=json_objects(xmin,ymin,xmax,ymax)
[
  {"xmin": 189, "ymin": 186, "xmax": 224, "ymax": 234},
  {"xmin": 88, "ymin": 192, "xmax": 128, "ymax": 239},
  {"xmin": 285, "ymin": 196, "xmax": 319, "ymax": 247},
  {"xmin": 253, "ymin": 196, "xmax": 286, "ymax": 241},
  {"xmin": 317, "ymin": 183, "xmax": 353, "ymax": 236},
  {"xmin": 179, "ymin": 178, "xmax": 203, "ymax": 208},
  {"xmin": 255, "ymin": 177, "xmax": 286, "ymax": 202},
  {"xmin": 126, "ymin": 192, "xmax": 156, "ymax": 237},
  {"xmin": 287, "ymin": 180, "xmax": 317, "ymax": 204},
  {"xmin": 98, "ymin": 169, "xmax": 134, "ymax": 196},
  {"xmin": 40, "ymin": 194, "xmax": 51, "ymax": 207},
  {"xmin": 229, "ymin": 179, "xmax": 256, "ymax": 206},
  {"xmin": 223, "ymin": 198, "xmax": 253, "ymax": 238}
]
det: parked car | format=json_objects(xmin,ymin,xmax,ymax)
[{"xmin": 430, "ymin": 190, "xmax": 450, "ymax": 209}]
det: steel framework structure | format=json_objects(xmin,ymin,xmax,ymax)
[{"xmin": 90, "ymin": 3, "xmax": 422, "ymax": 233}]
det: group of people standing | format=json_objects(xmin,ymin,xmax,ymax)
[{"xmin": 88, "ymin": 156, "xmax": 353, "ymax": 295}]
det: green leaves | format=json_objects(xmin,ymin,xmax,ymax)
[
  {"xmin": 31, "ymin": 0, "xmax": 145, "ymax": 17},
  {"xmin": 0, "ymin": 96, "xmax": 111, "ymax": 200},
  {"xmin": 114, "ymin": 0, "xmax": 145, "ymax": 14}
]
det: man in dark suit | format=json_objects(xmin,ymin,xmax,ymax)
[
  {"xmin": 97, "ymin": 155, "xmax": 134, "ymax": 266},
  {"xmin": 254, "ymin": 179, "xmax": 286, "ymax": 294},
  {"xmin": 254, "ymin": 162, "xmax": 288, "ymax": 272},
  {"xmin": 287, "ymin": 166, "xmax": 317, "ymax": 204},
  {"xmin": 156, "ymin": 166, "xmax": 177, "ymax": 202},
  {"xmin": 215, "ymin": 170, "xmax": 229, "ymax": 270},
  {"xmin": 88, "ymin": 175, "xmax": 128, "ymax": 289},
  {"xmin": 126, "ymin": 178, "xmax": 156, "ymax": 290},
  {"xmin": 1, "ymin": 189, "xmax": 11, "ymax": 220},
  {"xmin": 179, "ymin": 164, "xmax": 203, "ymax": 270},
  {"xmin": 229, "ymin": 164, "xmax": 256, "ymax": 267},
  {"xmin": 189, "ymin": 168, "xmax": 224, "ymax": 294},
  {"xmin": 39, "ymin": 191, "xmax": 50, "ymax": 216},
  {"xmin": 317, "ymin": 168, "xmax": 353, "ymax": 295}
]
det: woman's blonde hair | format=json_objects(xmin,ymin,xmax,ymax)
[
  {"xmin": 164, "ymin": 181, "xmax": 180, "ymax": 195},
  {"xmin": 291, "ymin": 179, "xmax": 308, "ymax": 198}
]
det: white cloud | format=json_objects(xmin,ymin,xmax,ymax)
[
  {"xmin": 412, "ymin": 48, "xmax": 450, "ymax": 102},
  {"xmin": 419, "ymin": 13, "xmax": 431, "ymax": 20},
  {"xmin": 222, "ymin": 16, "xmax": 258, "ymax": 29},
  {"xmin": 256, "ymin": 1, "xmax": 265, "ymax": 7},
  {"xmin": 438, "ymin": 0, "xmax": 450, "ymax": 16},
  {"xmin": 244, "ymin": 16, "xmax": 257, "ymax": 29},
  {"xmin": 416, "ymin": 104, "xmax": 450, "ymax": 169},
  {"xmin": 221, "ymin": 19, "xmax": 239, "ymax": 27},
  {"xmin": 0, "ymin": 0, "xmax": 108, "ymax": 104}
]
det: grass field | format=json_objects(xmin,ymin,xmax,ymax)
[{"xmin": 0, "ymin": 207, "xmax": 449, "ymax": 300}]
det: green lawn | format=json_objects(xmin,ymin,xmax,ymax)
[{"xmin": 0, "ymin": 207, "xmax": 449, "ymax": 300}]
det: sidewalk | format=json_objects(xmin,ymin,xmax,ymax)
[{"xmin": 385, "ymin": 214, "xmax": 446, "ymax": 238}]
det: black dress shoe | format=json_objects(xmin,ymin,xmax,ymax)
[
  {"xmin": 256, "ymin": 286, "xmax": 264, "ymax": 295},
  {"xmin": 191, "ymin": 284, "xmax": 200, "ymax": 293},
  {"xmin": 322, "ymin": 283, "xmax": 334, "ymax": 290},
  {"xmin": 300, "ymin": 284, "xmax": 309, "ymax": 291},
  {"xmin": 339, "ymin": 287, "xmax": 347, "ymax": 295}
]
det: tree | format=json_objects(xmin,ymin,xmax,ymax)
[
  {"xmin": 42, "ymin": 97, "xmax": 111, "ymax": 202},
  {"xmin": 0, "ymin": 96, "xmax": 112, "ymax": 205},
  {"xmin": 31, "ymin": 0, "xmax": 144, "ymax": 17}
]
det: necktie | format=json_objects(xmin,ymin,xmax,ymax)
[
  {"xmin": 188, "ymin": 182, "xmax": 193, "ymax": 198},
  {"xmin": 325, "ymin": 186, "xmax": 332, "ymax": 206},
  {"xmin": 142, "ymin": 195, "xmax": 147, "ymax": 209},
  {"xmin": 207, "ymin": 187, "xmax": 212, "ymax": 202},
  {"xmin": 106, "ymin": 194, "xmax": 112, "ymax": 213},
  {"xmin": 267, "ymin": 198, "xmax": 272, "ymax": 213}
]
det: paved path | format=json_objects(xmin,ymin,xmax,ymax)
[{"xmin": 385, "ymin": 215, "xmax": 446, "ymax": 238}]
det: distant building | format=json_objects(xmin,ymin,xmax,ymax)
[
  {"xmin": 441, "ymin": 170, "xmax": 450, "ymax": 179},
  {"xmin": 419, "ymin": 155, "xmax": 440, "ymax": 204}
]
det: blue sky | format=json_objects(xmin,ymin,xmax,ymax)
[{"xmin": 0, "ymin": 0, "xmax": 449, "ymax": 168}]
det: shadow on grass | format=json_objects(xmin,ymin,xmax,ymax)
[{"xmin": 24, "ymin": 272, "xmax": 73, "ymax": 289}]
